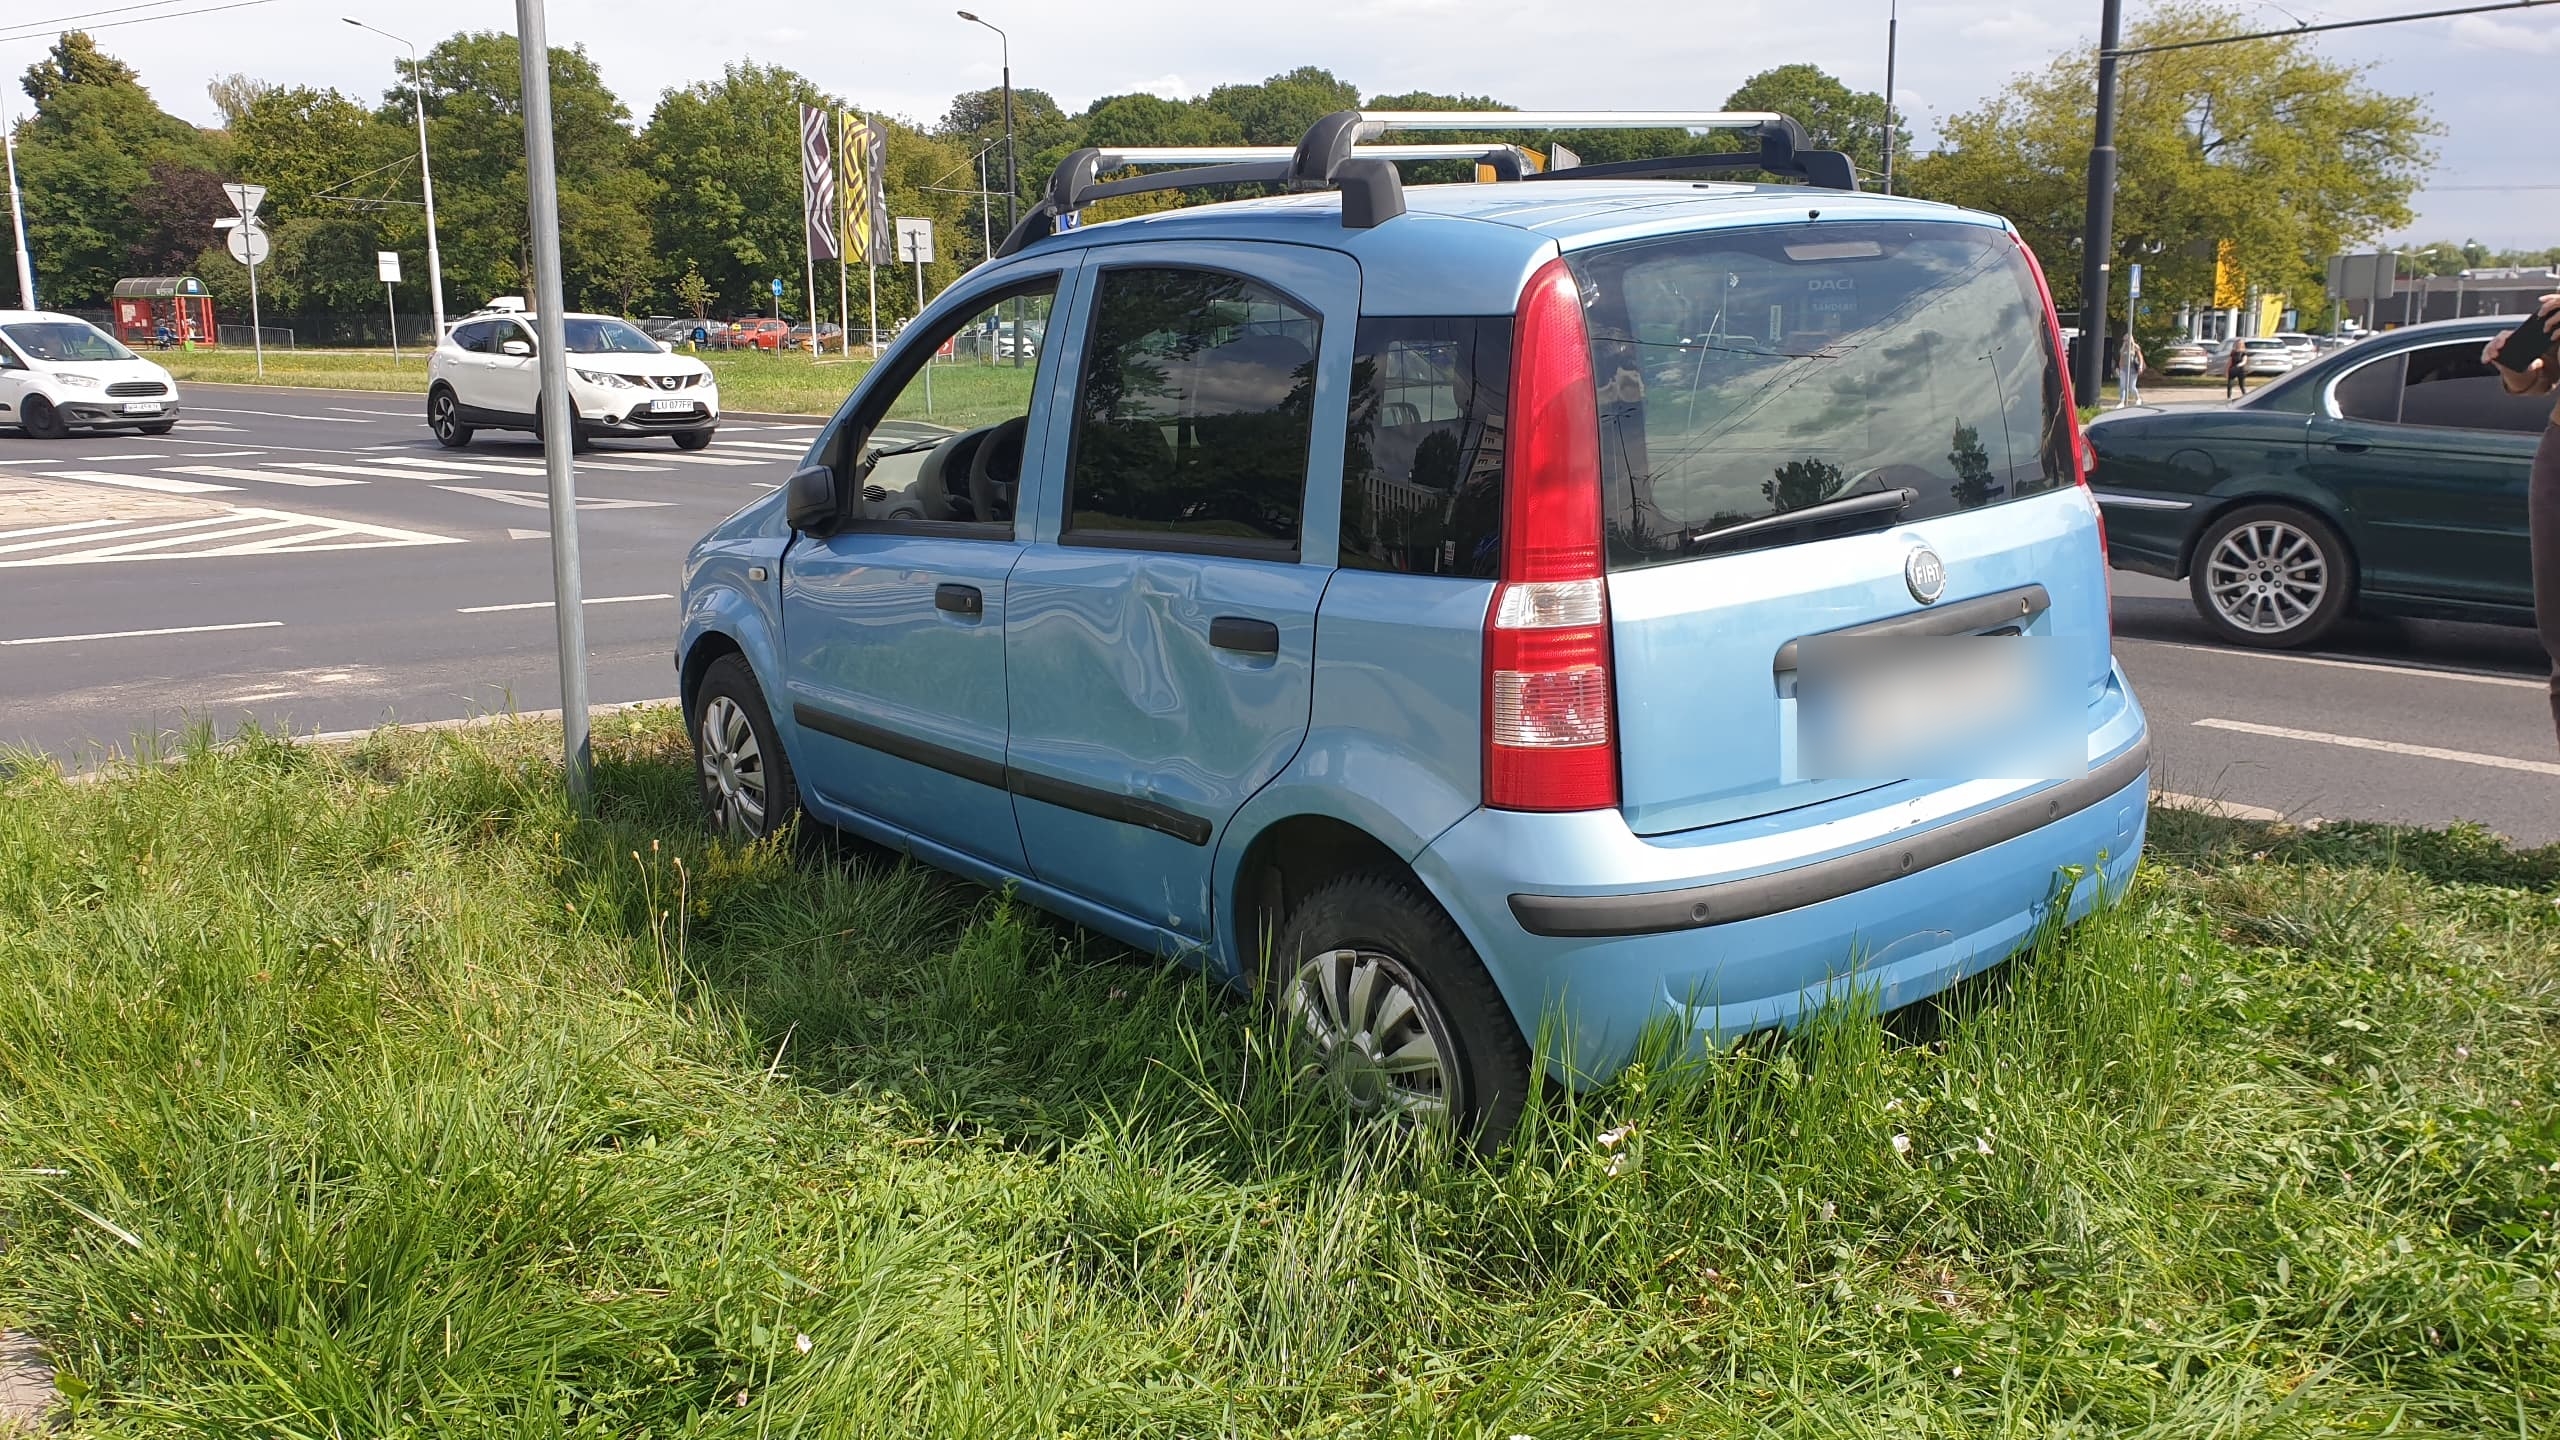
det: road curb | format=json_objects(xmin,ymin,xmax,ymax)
[
  {"xmin": 176, "ymin": 381, "xmax": 830, "ymax": 426},
  {"xmin": 0, "ymin": 1329, "xmax": 49, "ymax": 1436},
  {"xmin": 38, "ymin": 699, "xmax": 682, "ymax": 786}
]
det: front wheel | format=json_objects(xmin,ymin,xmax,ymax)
[
  {"xmin": 1276, "ymin": 872, "xmax": 1531, "ymax": 1147},
  {"xmin": 428, "ymin": 386, "xmax": 472, "ymax": 448},
  {"xmin": 674, "ymin": 428, "xmax": 714, "ymax": 452},
  {"xmin": 2189, "ymin": 503, "xmax": 2353, "ymax": 648},
  {"xmin": 691, "ymin": 654, "xmax": 800, "ymax": 842},
  {"xmin": 20, "ymin": 395, "xmax": 68, "ymax": 440},
  {"xmin": 137, "ymin": 421, "xmax": 175, "ymax": 436}
]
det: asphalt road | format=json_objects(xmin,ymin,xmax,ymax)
[{"xmin": 4, "ymin": 383, "xmax": 2554, "ymax": 845}]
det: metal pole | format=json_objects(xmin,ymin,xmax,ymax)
[
  {"xmin": 2, "ymin": 86, "xmax": 34, "ymax": 308},
  {"xmin": 246, "ymin": 247, "xmax": 264, "ymax": 377},
  {"xmin": 513, "ymin": 0, "xmax": 591, "ymax": 806},
  {"xmin": 915, "ymin": 242, "xmax": 931, "ymax": 415},
  {"xmin": 1881, "ymin": 0, "xmax": 1898, "ymax": 194},
  {"xmin": 410, "ymin": 53, "xmax": 445, "ymax": 339},
  {"xmin": 386, "ymin": 281, "xmax": 399, "ymax": 364},
  {"xmin": 2074, "ymin": 0, "xmax": 2126, "ymax": 405}
]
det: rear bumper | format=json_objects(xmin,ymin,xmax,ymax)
[{"xmin": 1415, "ymin": 670, "xmax": 2150, "ymax": 1078}]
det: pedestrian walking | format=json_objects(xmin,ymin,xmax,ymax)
[
  {"xmin": 2118, "ymin": 333, "xmax": 2146, "ymax": 409},
  {"xmin": 2223, "ymin": 340, "xmax": 2248, "ymax": 399},
  {"xmin": 2486, "ymin": 292, "xmax": 2560, "ymax": 750}
]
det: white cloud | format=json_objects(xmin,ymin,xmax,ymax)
[{"xmin": 2448, "ymin": 14, "xmax": 2560, "ymax": 56}]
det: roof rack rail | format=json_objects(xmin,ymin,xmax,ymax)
[
  {"xmin": 1290, "ymin": 110, "xmax": 1858, "ymax": 225},
  {"xmin": 994, "ymin": 142, "xmax": 1541, "ymax": 258},
  {"xmin": 991, "ymin": 110, "xmax": 1858, "ymax": 257}
]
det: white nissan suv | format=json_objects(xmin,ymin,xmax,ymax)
[
  {"xmin": 0, "ymin": 310, "xmax": 181, "ymax": 437},
  {"xmin": 428, "ymin": 304, "xmax": 719, "ymax": 451}
]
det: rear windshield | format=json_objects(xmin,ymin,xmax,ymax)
[{"xmin": 1567, "ymin": 220, "xmax": 2075, "ymax": 569}]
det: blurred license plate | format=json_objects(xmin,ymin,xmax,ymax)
[
  {"xmin": 1795, "ymin": 634, "xmax": 2084, "ymax": 781},
  {"xmin": 648, "ymin": 398, "xmax": 691, "ymax": 413},
  {"xmin": 121, "ymin": 401, "xmax": 160, "ymax": 413}
]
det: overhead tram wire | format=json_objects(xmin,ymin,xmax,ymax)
[
  {"xmin": 0, "ymin": 0, "xmax": 279, "ymax": 43},
  {"xmin": 0, "ymin": 0, "xmax": 214, "ymax": 32},
  {"xmin": 2104, "ymin": 0, "xmax": 2551, "ymax": 57}
]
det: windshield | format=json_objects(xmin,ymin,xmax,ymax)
[
  {"xmin": 1570, "ymin": 220, "xmax": 2074, "ymax": 568},
  {"xmin": 563, "ymin": 318, "xmax": 661, "ymax": 354},
  {"xmin": 5, "ymin": 320, "xmax": 135, "ymax": 363}
]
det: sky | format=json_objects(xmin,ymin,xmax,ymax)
[{"xmin": 10, "ymin": 0, "xmax": 2555, "ymax": 251}]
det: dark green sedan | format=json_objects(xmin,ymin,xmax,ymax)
[{"xmin": 2086, "ymin": 316, "xmax": 2551, "ymax": 647}]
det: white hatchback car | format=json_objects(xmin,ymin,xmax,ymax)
[
  {"xmin": 0, "ymin": 310, "xmax": 180, "ymax": 437},
  {"xmin": 428, "ymin": 307, "xmax": 719, "ymax": 451}
]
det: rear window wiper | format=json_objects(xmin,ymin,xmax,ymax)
[{"xmin": 1681, "ymin": 486, "xmax": 1918, "ymax": 555}]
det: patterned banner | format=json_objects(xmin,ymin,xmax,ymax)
[
  {"xmin": 841, "ymin": 113, "xmax": 891, "ymax": 267},
  {"xmin": 801, "ymin": 104, "xmax": 839, "ymax": 263}
]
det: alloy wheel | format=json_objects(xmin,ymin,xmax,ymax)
[
  {"xmin": 696, "ymin": 695, "xmax": 769, "ymax": 837},
  {"xmin": 1284, "ymin": 946, "xmax": 1459, "ymax": 1121},
  {"xmin": 2202, "ymin": 518, "xmax": 2328, "ymax": 636}
]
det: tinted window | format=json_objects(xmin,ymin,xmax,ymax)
[
  {"xmin": 3, "ymin": 321, "xmax": 133, "ymax": 362},
  {"xmin": 2401, "ymin": 342, "xmax": 2552, "ymax": 434},
  {"xmin": 2332, "ymin": 353, "xmax": 2403, "ymax": 422},
  {"xmin": 843, "ymin": 279, "xmax": 1058, "ymax": 529},
  {"xmin": 1339, "ymin": 316, "xmax": 1510, "ymax": 578},
  {"xmin": 563, "ymin": 317, "xmax": 660, "ymax": 354},
  {"xmin": 446, "ymin": 322, "xmax": 491, "ymax": 354},
  {"xmin": 1067, "ymin": 267, "xmax": 1318, "ymax": 554},
  {"xmin": 1569, "ymin": 221, "xmax": 2073, "ymax": 568}
]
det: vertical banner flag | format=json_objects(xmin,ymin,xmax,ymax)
[
  {"xmin": 801, "ymin": 104, "xmax": 839, "ymax": 263},
  {"xmin": 841, "ymin": 113, "xmax": 891, "ymax": 266}
]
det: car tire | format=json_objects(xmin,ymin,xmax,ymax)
[
  {"xmin": 137, "ymin": 421, "xmax": 174, "ymax": 436},
  {"xmin": 674, "ymin": 429, "xmax": 713, "ymax": 452},
  {"xmin": 2188, "ymin": 503, "xmax": 2354, "ymax": 649},
  {"xmin": 20, "ymin": 395, "xmax": 68, "ymax": 440},
  {"xmin": 428, "ymin": 386, "xmax": 472, "ymax": 448},
  {"xmin": 1275, "ymin": 870, "xmax": 1532, "ymax": 1147},
  {"xmin": 690, "ymin": 654, "xmax": 801, "ymax": 842}
]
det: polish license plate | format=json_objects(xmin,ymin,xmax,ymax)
[
  {"xmin": 647, "ymin": 397, "xmax": 692, "ymax": 414},
  {"xmin": 121, "ymin": 401, "xmax": 161, "ymax": 413}
]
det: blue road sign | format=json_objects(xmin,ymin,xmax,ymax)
[{"xmin": 771, "ymin": 278, "xmax": 785, "ymax": 298}]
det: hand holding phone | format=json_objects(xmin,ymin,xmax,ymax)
[{"xmin": 2489, "ymin": 293, "xmax": 2560, "ymax": 374}]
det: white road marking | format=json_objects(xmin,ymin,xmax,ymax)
[
  {"xmin": 2125, "ymin": 638, "xmax": 2544, "ymax": 692},
  {"xmin": 164, "ymin": 465, "xmax": 365, "ymax": 488},
  {"xmin": 717, "ymin": 439, "xmax": 810, "ymax": 453},
  {"xmin": 38, "ymin": 469, "xmax": 237, "ymax": 494},
  {"xmin": 0, "ymin": 517, "xmax": 121, "ymax": 543},
  {"xmin": 0, "ymin": 506, "xmax": 463, "ymax": 567},
  {"xmin": 68, "ymin": 453, "xmax": 175, "ymax": 460},
  {"xmin": 506, "ymin": 527, "xmax": 547, "ymax": 540},
  {"xmin": 2195, "ymin": 718, "xmax": 2560, "ymax": 778},
  {"xmin": 3, "ymin": 620, "xmax": 283, "ymax": 646},
  {"xmin": 329, "ymin": 406, "xmax": 418, "ymax": 418},
  {"xmin": 652, "ymin": 452, "xmax": 767, "ymax": 467},
  {"xmin": 358, "ymin": 455, "xmax": 544, "ymax": 476},
  {"xmin": 167, "ymin": 449, "xmax": 265, "ymax": 458},
  {"xmin": 2152, "ymin": 790, "xmax": 2292, "ymax": 823},
  {"xmin": 55, "ymin": 517, "xmax": 309, "ymax": 559},
  {"xmin": 272, "ymin": 461, "xmax": 462, "ymax": 482},
  {"xmin": 433, "ymin": 484, "xmax": 670, "ymax": 511},
  {"xmin": 0, "ymin": 514, "xmax": 245, "ymax": 556},
  {"xmin": 186, "ymin": 406, "xmax": 370, "ymax": 424},
  {"xmin": 457, "ymin": 592, "xmax": 673, "ymax": 614}
]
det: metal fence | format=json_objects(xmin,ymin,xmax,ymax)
[{"xmin": 216, "ymin": 324, "xmax": 297, "ymax": 350}]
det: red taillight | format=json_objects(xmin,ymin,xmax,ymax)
[{"xmin": 1486, "ymin": 256, "xmax": 1617, "ymax": 813}]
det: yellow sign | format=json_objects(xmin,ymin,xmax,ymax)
[
  {"xmin": 2213, "ymin": 240, "xmax": 2246, "ymax": 310},
  {"xmin": 2257, "ymin": 292, "xmax": 2288, "ymax": 336}
]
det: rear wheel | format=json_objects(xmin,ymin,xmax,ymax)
[
  {"xmin": 2189, "ymin": 503, "xmax": 2353, "ymax": 648},
  {"xmin": 691, "ymin": 654, "xmax": 800, "ymax": 841},
  {"xmin": 1276, "ymin": 872, "xmax": 1531, "ymax": 1146},
  {"xmin": 20, "ymin": 395, "xmax": 68, "ymax": 440},
  {"xmin": 428, "ymin": 386, "xmax": 472, "ymax": 448},
  {"xmin": 674, "ymin": 429, "xmax": 713, "ymax": 451}
]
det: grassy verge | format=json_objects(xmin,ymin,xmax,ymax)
[
  {"xmin": 160, "ymin": 348, "xmax": 894, "ymax": 417},
  {"xmin": 2, "ymin": 714, "xmax": 2555, "ymax": 1434}
]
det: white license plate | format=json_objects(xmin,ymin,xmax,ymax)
[
  {"xmin": 120, "ymin": 401, "xmax": 161, "ymax": 413},
  {"xmin": 647, "ymin": 397, "xmax": 692, "ymax": 414}
]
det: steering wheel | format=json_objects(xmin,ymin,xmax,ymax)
[{"xmin": 968, "ymin": 415, "xmax": 1029, "ymax": 523}]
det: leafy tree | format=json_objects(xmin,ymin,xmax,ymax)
[
  {"xmin": 1723, "ymin": 64, "xmax": 1903, "ymax": 179},
  {"xmin": 227, "ymin": 85, "xmax": 418, "ymax": 313},
  {"xmin": 1765, "ymin": 458, "xmax": 1848, "ymax": 511},
  {"xmin": 673, "ymin": 259, "xmax": 713, "ymax": 319},
  {"xmin": 127, "ymin": 161, "xmax": 232, "ymax": 276},
  {"xmin": 1902, "ymin": 2, "xmax": 2435, "ymax": 327},
  {"xmin": 13, "ymin": 33, "xmax": 224, "ymax": 303},
  {"xmin": 1200, "ymin": 67, "xmax": 1359, "ymax": 145},
  {"xmin": 205, "ymin": 73, "xmax": 274, "ymax": 130},
  {"xmin": 21, "ymin": 32, "xmax": 138, "ymax": 107},
  {"xmin": 1078, "ymin": 93, "xmax": 1244, "ymax": 150},
  {"xmin": 641, "ymin": 62, "xmax": 836, "ymax": 317},
  {"xmin": 1948, "ymin": 422, "xmax": 2000, "ymax": 509}
]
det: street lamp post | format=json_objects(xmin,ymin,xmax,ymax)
[
  {"xmin": 2074, "ymin": 0, "xmax": 2126, "ymax": 406},
  {"xmin": 957, "ymin": 11, "xmax": 1020, "ymax": 365},
  {"xmin": 345, "ymin": 18, "xmax": 446, "ymax": 339},
  {"xmin": 1, "ymin": 83, "xmax": 34, "ymax": 309}
]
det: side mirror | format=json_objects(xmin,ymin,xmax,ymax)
[
  {"xmin": 501, "ymin": 339, "xmax": 532, "ymax": 358},
  {"xmin": 784, "ymin": 462, "xmax": 842, "ymax": 533}
]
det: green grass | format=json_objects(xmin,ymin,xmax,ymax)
[
  {"xmin": 154, "ymin": 348, "xmax": 973, "ymax": 418},
  {"xmin": 2, "ymin": 713, "xmax": 2556, "ymax": 1435}
]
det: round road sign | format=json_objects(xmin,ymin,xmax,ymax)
[{"xmin": 226, "ymin": 224, "xmax": 272, "ymax": 266}]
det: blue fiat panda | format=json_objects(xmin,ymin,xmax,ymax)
[{"xmin": 676, "ymin": 110, "xmax": 2150, "ymax": 1142}]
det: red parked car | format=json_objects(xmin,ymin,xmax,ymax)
[{"xmin": 724, "ymin": 318, "xmax": 789, "ymax": 352}]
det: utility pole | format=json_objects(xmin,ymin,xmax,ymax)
[
  {"xmin": 2074, "ymin": 0, "xmax": 2126, "ymax": 406},
  {"xmin": 513, "ymin": 0, "xmax": 592, "ymax": 806},
  {"xmin": 344, "ymin": 21, "xmax": 447, "ymax": 339},
  {"xmin": 1881, "ymin": 0, "xmax": 1898, "ymax": 194},
  {"xmin": 2, "ymin": 85, "xmax": 35, "ymax": 309}
]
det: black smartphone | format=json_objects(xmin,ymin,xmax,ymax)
[{"xmin": 2494, "ymin": 306, "xmax": 2556, "ymax": 374}]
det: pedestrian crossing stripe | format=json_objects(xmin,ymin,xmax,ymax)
[
  {"xmin": 0, "ymin": 506, "xmax": 462, "ymax": 567},
  {"xmin": 165, "ymin": 465, "xmax": 365, "ymax": 488},
  {"xmin": 39, "ymin": 468, "xmax": 236, "ymax": 494},
  {"xmin": 651, "ymin": 452, "xmax": 765, "ymax": 467}
]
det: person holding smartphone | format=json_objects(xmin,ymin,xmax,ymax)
[{"xmin": 2486, "ymin": 292, "xmax": 2560, "ymax": 748}]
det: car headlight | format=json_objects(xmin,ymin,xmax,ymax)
[
  {"xmin": 573, "ymin": 369, "xmax": 640, "ymax": 388},
  {"xmin": 53, "ymin": 372, "xmax": 100, "ymax": 389}
]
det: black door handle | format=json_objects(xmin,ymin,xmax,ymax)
[
  {"xmin": 2332, "ymin": 442, "xmax": 2370, "ymax": 453},
  {"xmin": 1209, "ymin": 615, "xmax": 1280, "ymax": 655},
  {"xmin": 934, "ymin": 583, "xmax": 983, "ymax": 617}
]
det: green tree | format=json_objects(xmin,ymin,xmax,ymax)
[
  {"xmin": 1903, "ymin": 2, "xmax": 2436, "ymax": 327},
  {"xmin": 227, "ymin": 85, "xmax": 418, "ymax": 313},
  {"xmin": 20, "ymin": 32, "xmax": 138, "ymax": 108},
  {"xmin": 1723, "ymin": 64, "xmax": 1904, "ymax": 178},
  {"xmin": 1200, "ymin": 67, "xmax": 1360, "ymax": 145},
  {"xmin": 641, "ymin": 62, "xmax": 837, "ymax": 317},
  {"xmin": 13, "ymin": 33, "xmax": 224, "ymax": 304}
]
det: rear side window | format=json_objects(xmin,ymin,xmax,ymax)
[
  {"xmin": 1568, "ymin": 220, "xmax": 2074, "ymax": 568},
  {"xmin": 2332, "ymin": 352, "xmax": 2404, "ymax": 421},
  {"xmin": 1337, "ymin": 316, "xmax": 1510, "ymax": 578},
  {"xmin": 449, "ymin": 321, "xmax": 495, "ymax": 354},
  {"xmin": 2401, "ymin": 342, "xmax": 2552, "ymax": 434},
  {"xmin": 1066, "ymin": 267, "xmax": 1318, "ymax": 556}
]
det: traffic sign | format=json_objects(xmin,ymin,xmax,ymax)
[
  {"xmin": 221, "ymin": 182, "xmax": 266, "ymax": 218},
  {"xmin": 895, "ymin": 216, "xmax": 934, "ymax": 264},
  {"xmin": 2128, "ymin": 262, "xmax": 2142, "ymax": 299},
  {"xmin": 770, "ymin": 277, "xmax": 785, "ymax": 298},
  {"xmin": 377, "ymin": 251, "xmax": 402, "ymax": 284},
  {"xmin": 225, "ymin": 225, "xmax": 272, "ymax": 266}
]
